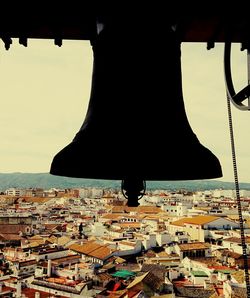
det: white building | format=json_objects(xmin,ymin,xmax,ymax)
[
  {"xmin": 172, "ymin": 242, "xmax": 211, "ymax": 260},
  {"xmin": 222, "ymin": 236, "xmax": 250, "ymax": 254},
  {"xmin": 187, "ymin": 207, "xmax": 207, "ymax": 217},
  {"xmin": 161, "ymin": 203, "xmax": 188, "ymax": 217},
  {"xmin": 190, "ymin": 270, "xmax": 209, "ymax": 285},
  {"xmin": 212, "ymin": 189, "xmax": 236, "ymax": 198},
  {"xmin": 141, "ymin": 234, "xmax": 157, "ymax": 250},
  {"xmin": 168, "ymin": 215, "xmax": 239, "ymax": 242},
  {"xmin": 5, "ymin": 188, "xmax": 25, "ymax": 196},
  {"xmin": 116, "ymin": 240, "xmax": 142, "ymax": 256},
  {"xmin": 31, "ymin": 248, "xmax": 69, "ymax": 261},
  {"xmin": 90, "ymin": 222, "xmax": 108, "ymax": 237},
  {"xmin": 78, "ymin": 188, "xmax": 104, "ymax": 199},
  {"xmin": 156, "ymin": 232, "xmax": 172, "ymax": 246},
  {"xmin": 240, "ymin": 190, "xmax": 250, "ymax": 197},
  {"xmin": 139, "ymin": 195, "xmax": 165, "ymax": 205}
]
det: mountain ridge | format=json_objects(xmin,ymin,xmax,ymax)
[{"xmin": 0, "ymin": 172, "xmax": 250, "ymax": 191}]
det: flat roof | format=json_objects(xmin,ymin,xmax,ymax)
[
  {"xmin": 191, "ymin": 271, "xmax": 208, "ymax": 277},
  {"xmin": 111, "ymin": 270, "xmax": 136, "ymax": 279}
]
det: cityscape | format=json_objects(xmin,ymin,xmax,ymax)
[
  {"xmin": 0, "ymin": 181, "xmax": 249, "ymax": 298},
  {"xmin": 1, "ymin": 10, "xmax": 250, "ymax": 298}
]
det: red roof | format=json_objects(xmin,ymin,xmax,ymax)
[
  {"xmin": 214, "ymin": 286, "xmax": 224, "ymax": 296},
  {"xmin": 2, "ymin": 286, "xmax": 68, "ymax": 298},
  {"xmin": 113, "ymin": 282, "xmax": 121, "ymax": 291},
  {"xmin": 208, "ymin": 265, "xmax": 233, "ymax": 270},
  {"xmin": 172, "ymin": 278, "xmax": 193, "ymax": 287}
]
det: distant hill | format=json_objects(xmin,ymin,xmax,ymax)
[{"xmin": 0, "ymin": 172, "xmax": 250, "ymax": 192}]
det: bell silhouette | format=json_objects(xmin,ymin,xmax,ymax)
[{"xmin": 50, "ymin": 20, "xmax": 222, "ymax": 197}]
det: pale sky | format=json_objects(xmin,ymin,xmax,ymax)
[{"xmin": 0, "ymin": 39, "xmax": 249, "ymax": 183}]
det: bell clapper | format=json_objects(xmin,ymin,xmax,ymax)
[{"xmin": 121, "ymin": 179, "xmax": 146, "ymax": 207}]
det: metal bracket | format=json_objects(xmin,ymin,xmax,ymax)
[{"xmin": 224, "ymin": 41, "xmax": 250, "ymax": 110}]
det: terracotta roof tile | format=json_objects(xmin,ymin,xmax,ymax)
[
  {"xmin": 69, "ymin": 241, "xmax": 114, "ymax": 260},
  {"xmin": 116, "ymin": 222, "xmax": 141, "ymax": 228},
  {"xmin": 157, "ymin": 251, "xmax": 171, "ymax": 257},
  {"xmin": 231, "ymin": 270, "xmax": 248, "ymax": 284},
  {"xmin": 0, "ymin": 233, "xmax": 23, "ymax": 240},
  {"xmin": 101, "ymin": 214, "xmax": 124, "ymax": 220},
  {"xmin": 221, "ymin": 251, "xmax": 242, "ymax": 259},
  {"xmin": 110, "ymin": 206, "xmax": 162, "ymax": 214},
  {"xmin": 22, "ymin": 197, "xmax": 53, "ymax": 203},
  {"xmin": 28, "ymin": 235, "xmax": 44, "ymax": 240},
  {"xmin": 178, "ymin": 242, "xmax": 210, "ymax": 251},
  {"xmin": 69, "ymin": 241, "xmax": 101, "ymax": 254},
  {"xmin": 223, "ymin": 237, "xmax": 250, "ymax": 243},
  {"xmin": 137, "ymin": 206, "xmax": 162, "ymax": 214},
  {"xmin": 111, "ymin": 206, "xmax": 126, "ymax": 213},
  {"xmin": 88, "ymin": 246, "xmax": 113, "ymax": 260},
  {"xmin": 171, "ymin": 215, "xmax": 220, "ymax": 226},
  {"xmin": 18, "ymin": 260, "xmax": 37, "ymax": 267},
  {"xmin": 0, "ymin": 224, "xmax": 31, "ymax": 234},
  {"xmin": 119, "ymin": 241, "xmax": 136, "ymax": 247},
  {"xmin": 51, "ymin": 255, "xmax": 80, "ymax": 264}
]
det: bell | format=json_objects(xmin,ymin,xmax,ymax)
[{"xmin": 50, "ymin": 19, "xmax": 222, "ymax": 201}]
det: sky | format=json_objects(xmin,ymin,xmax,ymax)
[{"xmin": 0, "ymin": 38, "xmax": 249, "ymax": 183}]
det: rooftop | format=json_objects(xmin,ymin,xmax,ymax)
[
  {"xmin": 191, "ymin": 270, "xmax": 208, "ymax": 277},
  {"xmin": 69, "ymin": 241, "xmax": 114, "ymax": 260},
  {"xmin": 171, "ymin": 215, "xmax": 220, "ymax": 227},
  {"xmin": 178, "ymin": 242, "xmax": 210, "ymax": 251},
  {"xmin": 112, "ymin": 270, "xmax": 136, "ymax": 279}
]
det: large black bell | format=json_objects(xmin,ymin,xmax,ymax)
[{"xmin": 50, "ymin": 20, "xmax": 222, "ymax": 196}]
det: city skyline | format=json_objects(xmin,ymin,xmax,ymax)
[{"xmin": 0, "ymin": 38, "xmax": 249, "ymax": 182}]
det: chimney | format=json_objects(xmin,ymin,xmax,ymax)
[
  {"xmin": 16, "ymin": 281, "xmax": 21, "ymax": 298},
  {"xmin": 35, "ymin": 292, "xmax": 40, "ymax": 298},
  {"xmin": 47, "ymin": 259, "xmax": 52, "ymax": 277},
  {"xmin": 74, "ymin": 263, "xmax": 80, "ymax": 281},
  {"xmin": 75, "ymin": 263, "xmax": 78, "ymax": 274}
]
